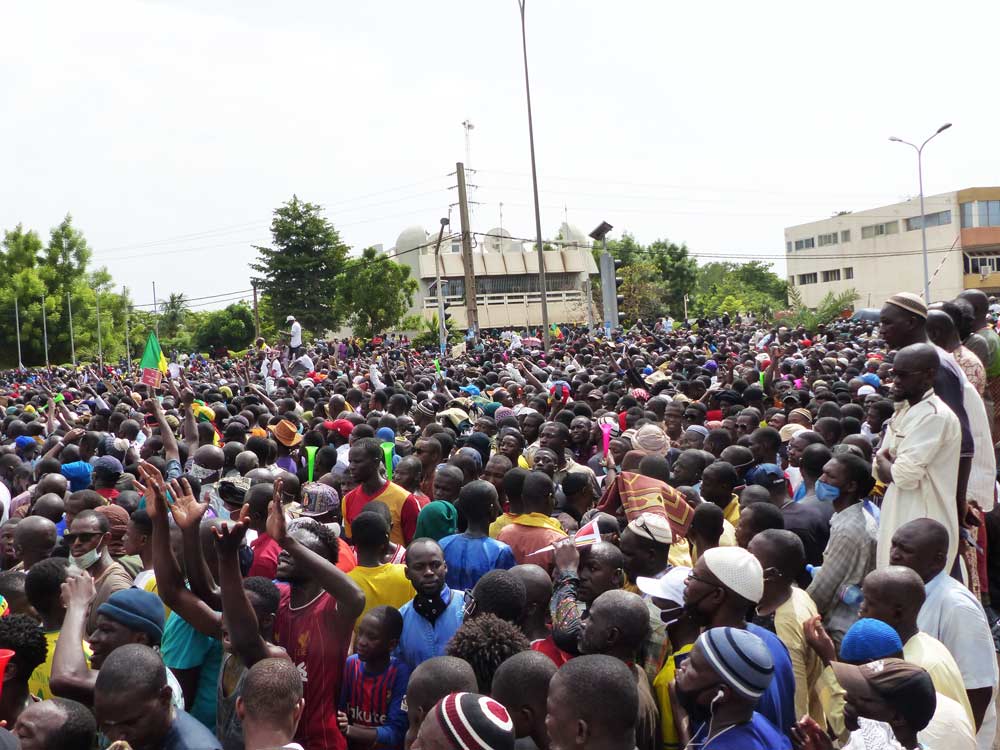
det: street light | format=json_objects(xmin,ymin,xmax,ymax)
[
  {"xmin": 889, "ymin": 122, "xmax": 953, "ymax": 301},
  {"xmin": 517, "ymin": 0, "xmax": 551, "ymax": 350}
]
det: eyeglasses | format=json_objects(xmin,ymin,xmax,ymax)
[
  {"xmin": 462, "ymin": 590, "xmax": 477, "ymax": 617},
  {"xmin": 686, "ymin": 571, "xmax": 719, "ymax": 588},
  {"xmin": 64, "ymin": 531, "xmax": 103, "ymax": 545}
]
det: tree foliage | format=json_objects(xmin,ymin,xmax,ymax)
[
  {"xmin": 0, "ymin": 216, "xmax": 130, "ymax": 367},
  {"xmin": 783, "ymin": 287, "xmax": 859, "ymax": 329},
  {"xmin": 690, "ymin": 261, "xmax": 788, "ymax": 320},
  {"xmin": 594, "ymin": 232, "xmax": 697, "ymax": 318},
  {"xmin": 338, "ymin": 247, "xmax": 418, "ymax": 338},
  {"xmin": 193, "ymin": 303, "xmax": 256, "ymax": 351},
  {"xmin": 251, "ymin": 196, "xmax": 350, "ymax": 335}
]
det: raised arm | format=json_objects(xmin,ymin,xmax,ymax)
[
  {"xmin": 141, "ymin": 465, "xmax": 222, "ymax": 639},
  {"xmin": 50, "ymin": 573, "xmax": 99, "ymax": 703},
  {"xmin": 165, "ymin": 477, "xmax": 222, "ymax": 611},
  {"xmin": 268, "ymin": 479, "xmax": 365, "ymax": 625},
  {"xmin": 214, "ymin": 516, "xmax": 283, "ymax": 667},
  {"xmin": 147, "ymin": 397, "xmax": 179, "ymax": 463}
]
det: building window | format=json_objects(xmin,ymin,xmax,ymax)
[
  {"xmin": 905, "ymin": 210, "xmax": 952, "ymax": 231},
  {"xmin": 861, "ymin": 221, "xmax": 899, "ymax": 239},
  {"xmin": 967, "ymin": 255, "xmax": 1000, "ymax": 275},
  {"xmin": 841, "ymin": 230, "xmax": 851, "ymax": 242},
  {"xmin": 818, "ymin": 232, "xmax": 839, "ymax": 247},
  {"xmin": 962, "ymin": 202, "xmax": 975, "ymax": 228},
  {"xmin": 794, "ymin": 237, "xmax": 815, "ymax": 250},
  {"xmin": 786, "ymin": 241, "xmax": 792, "ymax": 252},
  {"xmin": 822, "ymin": 269, "xmax": 841, "ymax": 282},
  {"xmin": 979, "ymin": 200, "xmax": 1000, "ymax": 228},
  {"xmin": 798, "ymin": 273, "xmax": 817, "ymax": 285},
  {"xmin": 844, "ymin": 267, "xmax": 854, "ymax": 279}
]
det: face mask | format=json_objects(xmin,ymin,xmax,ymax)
[
  {"xmin": 71, "ymin": 545, "xmax": 102, "ymax": 570},
  {"xmin": 815, "ymin": 480, "xmax": 841, "ymax": 503}
]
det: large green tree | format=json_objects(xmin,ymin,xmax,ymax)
[
  {"xmin": 691, "ymin": 261, "xmax": 788, "ymax": 319},
  {"xmin": 339, "ymin": 247, "xmax": 418, "ymax": 338},
  {"xmin": 594, "ymin": 232, "xmax": 697, "ymax": 318},
  {"xmin": 193, "ymin": 303, "xmax": 256, "ymax": 351},
  {"xmin": 0, "ymin": 216, "xmax": 129, "ymax": 367},
  {"xmin": 251, "ymin": 196, "xmax": 349, "ymax": 335}
]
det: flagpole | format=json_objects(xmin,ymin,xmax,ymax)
[{"xmin": 123, "ymin": 286, "xmax": 132, "ymax": 375}]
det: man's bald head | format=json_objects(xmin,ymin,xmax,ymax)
[
  {"xmin": 14, "ymin": 516, "xmax": 57, "ymax": 567},
  {"xmin": 889, "ymin": 518, "xmax": 950, "ymax": 582},
  {"xmin": 863, "ymin": 566, "xmax": 926, "ymax": 624},
  {"xmin": 193, "ymin": 445, "xmax": 225, "ymax": 471},
  {"xmin": 35, "ymin": 474, "xmax": 68, "ymax": 498},
  {"xmin": 893, "ymin": 343, "xmax": 939, "ymax": 373},
  {"xmin": 926, "ymin": 309, "xmax": 959, "ymax": 349},
  {"xmin": 959, "ymin": 289, "xmax": 989, "ymax": 319},
  {"xmin": 510, "ymin": 564, "xmax": 552, "ymax": 607}
]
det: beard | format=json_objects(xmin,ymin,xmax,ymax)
[{"xmin": 673, "ymin": 683, "xmax": 712, "ymax": 728}]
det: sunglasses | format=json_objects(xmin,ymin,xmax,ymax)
[{"xmin": 64, "ymin": 531, "xmax": 103, "ymax": 545}]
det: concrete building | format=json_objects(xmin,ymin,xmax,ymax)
[
  {"xmin": 784, "ymin": 187, "xmax": 1000, "ymax": 310},
  {"xmin": 389, "ymin": 222, "xmax": 600, "ymax": 330}
]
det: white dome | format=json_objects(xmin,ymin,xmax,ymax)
[{"xmin": 394, "ymin": 225, "xmax": 429, "ymax": 254}]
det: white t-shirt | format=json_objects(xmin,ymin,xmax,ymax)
[{"xmin": 290, "ymin": 321, "xmax": 302, "ymax": 347}]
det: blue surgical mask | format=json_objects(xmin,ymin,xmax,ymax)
[{"xmin": 815, "ymin": 480, "xmax": 841, "ymax": 503}]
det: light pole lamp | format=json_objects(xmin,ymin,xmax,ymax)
[
  {"xmin": 889, "ymin": 122, "xmax": 952, "ymax": 302},
  {"xmin": 518, "ymin": 0, "xmax": 551, "ymax": 351}
]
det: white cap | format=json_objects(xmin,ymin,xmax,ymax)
[
  {"xmin": 286, "ymin": 315, "xmax": 296, "ymax": 322},
  {"xmin": 858, "ymin": 384, "xmax": 876, "ymax": 396},
  {"xmin": 636, "ymin": 566, "xmax": 690, "ymax": 604},
  {"xmin": 626, "ymin": 513, "xmax": 673, "ymax": 545},
  {"xmin": 702, "ymin": 547, "xmax": 764, "ymax": 604}
]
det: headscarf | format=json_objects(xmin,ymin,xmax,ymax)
[
  {"xmin": 95, "ymin": 504, "xmax": 131, "ymax": 558},
  {"xmin": 413, "ymin": 500, "xmax": 458, "ymax": 541}
]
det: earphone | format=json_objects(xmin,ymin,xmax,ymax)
[{"xmin": 711, "ymin": 689, "xmax": 725, "ymax": 704}]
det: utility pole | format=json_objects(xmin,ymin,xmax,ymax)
[
  {"xmin": 67, "ymin": 293, "xmax": 76, "ymax": 366},
  {"xmin": 518, "ymin": 0, "xmax": 551, "ymax": 350},
  {"xmin": 433, "ymin": 217, "xmax": 450, "ymax": 355},
  {"xmin": 13, "ymin": 296, "xmax": 23, "ymax": 369},
  {"xmin": 123, "ymin": 287, "xmax": 132, "ymax": 374},
  {"xmin": 41, "ymin": 296, "xmax": 49, "ymax": 368},
  {"xmin": 583, "ymin": 277, "xmax": 594, "ymax": 330},
  {"xmin": 456, "ymin": 162, "xmax": 480, "ymax": 344},
  {"xmin": 252, "ymin": 283, "xmax": 261, "ymax": 339},
  {"xmin": 95, "ymin": 293, "xmax": 104, "ymax": 369}
]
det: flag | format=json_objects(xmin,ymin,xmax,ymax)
[
  {"xmin": 139, "ymin": 331, "xmax": 168, "ymax": 374},
  {"xmin": 527, "ymin": 519, "xmax": 602, "ymax": 557}
]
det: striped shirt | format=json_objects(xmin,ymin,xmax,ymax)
[{"xmin": 339, "ymin": 655, "xmax": 410, "ymax": 750}]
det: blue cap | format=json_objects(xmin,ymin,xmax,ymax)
[
  {"xmin": 859, "ymin": 373, "xmax": 881, "ymax": 388},
  {"xmin": 699, "ymin": 626, "xmax": 774, "ymax": 700},
  {"xmin": 375, "ymin": 427, "xmax": 396, "ymax": 443},
  {"xmin": 840, "ymin": 618, "xmax": 903, "ymax": 663},
  {"xmin": 459, "ymin": 385, "xmax": 481, "ymax": 396},
  {"xmin": 94, "ymin": 455, "xmax": 124, "ymax": 475},
  {"xmin": 14, "ymin": 436, "xmax": 36, "ymax": 451},
  {"xmin": 746, "ymin": 463, "xmax": 785, "ymax": 487},
  {"xmin": 60, "ymin": 461, "xmax": 93, "ymax": 492}
]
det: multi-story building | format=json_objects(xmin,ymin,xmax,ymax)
[
  {"xmin": 784, "ymin": 187, "xmax": 1000, "ymax": 310},
  {"xmin": 389, "ymin": 222, "xmax": 599, "ymax": 330}
]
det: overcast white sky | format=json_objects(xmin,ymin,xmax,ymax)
[{"xmin": 3, "ymin": 0, "xmax": 999, "ymax": 312}]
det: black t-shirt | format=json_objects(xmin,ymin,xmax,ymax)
[
  {"xmin": 160, "ymin": 709, "xmax": 223, "ymax": 750},
  {"xmin": 781, "ymin": 499, "xmax": 831, "ymax": 573}
]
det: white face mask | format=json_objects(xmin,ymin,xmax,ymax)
[{"xmin": 71, "ymin": 545, "xmax": 102, "ymax": 570}]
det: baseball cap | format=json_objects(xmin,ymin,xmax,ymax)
[
  {"xmin": 746, "ymin": 463, "xmax": 785, "ymax": 488},
  {"xmin": 286, "ymin": 315, "xmax": 296, "ymax": 322},
  {"xmin": 831, "ymin": 658, "xmax": 936, "ymax": 732},
  {"xmin": 301, "ymin": 482, "xmax": 340, "ymax": 517},
  {"xmin": 636, "ymin": 565, "xmax": 690, "ymax": 605},
  {"xmin": 702, "ymin": 546, "xmax": 764, "ymax": 604},
  {"xmin": 779, "ymin": 423, "xmax": 806, "ymax": 443}
]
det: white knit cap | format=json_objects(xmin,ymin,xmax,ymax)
[{"xmin": 702, "ymin": 547, "xmax": 764, "ymax": 604}]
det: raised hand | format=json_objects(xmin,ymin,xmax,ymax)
[
  {"xmin": 166, "ymin": 478, "xmax": 208, "ymax": 531},
  {"xmin": 212, "ymin": 513, "xmax": 249, "ymax": 558},
  {"xmin": 61, "ymin": 572, "xmax": 96, "ymax": 611},
  {"xmin": 802, "ymin": 615, "xmax": 837, "ymax": 666},
  {"xmin": 267, "ymin": 477, "xmax": 289, "ymax": 545}
]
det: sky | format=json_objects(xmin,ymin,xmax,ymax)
[{"xmin": 3, "ymin": 0, "xmax": 999, "ymax": 314}]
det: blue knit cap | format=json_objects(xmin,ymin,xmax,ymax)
[
  {"xmin": 97, "ymin": 589, "xmax": 165, "ymax": 645},
  {"xmin": 839, "ymin": 618, "xmax": 903, "ymax": 663},
  {"xmin": 698, "ymin": 626, "xmax": 774, "ymax": 700}
]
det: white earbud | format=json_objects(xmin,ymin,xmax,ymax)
[{"xmin": 711, "ymin": 689, "xmax": 724, "ymax": 704}]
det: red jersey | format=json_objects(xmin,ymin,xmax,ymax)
[
  {"xmin": 531, "ymin": 634, "xmax": 571, "ymax": 667},
  {"xmin": 248, "ymin": 533, "xmax": 280, "ymax": 579},
  {"xmin": 275, "ymin": 584, "xmax": 353, "ymax": 750}
]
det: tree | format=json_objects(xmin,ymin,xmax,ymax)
[
  {"xmin": 159, "ymin": 293, "xmax": 188, "ymax": 338},
  {"xmin": 691, "ymin": 261, "xmax": 788, "ymax": 320},
  {"xmin": 251, "ymin": 196, "xmax": 350, "ymax": 335},
  {"xmin": 193, "ymin": 303, "xmax": 256, "ymax": 352},
  {"xmin": 338, "ymin": 247, "xmax": 418, "ymax": 338},
  {"xmin": 618, "ymin": 261, "xmax": 665, "ymax": 323},
  {"xmin": 784, "ymin": 287, "xmax": 859, "ymax": 329},
  {"xmin": 411, "ymin": 313, "xmax": 462, "ymax": 349},
  {"xmin": 645, "ymin": 239, "xmax": 697, "ymax": 317}
]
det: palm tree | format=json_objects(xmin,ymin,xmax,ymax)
[{"xmin": 159, "ymin": 293, "xmax": 188, "ymax": 338}]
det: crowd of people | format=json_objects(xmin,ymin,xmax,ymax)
[{"xmin": 0, "ymin": 287, "xmax": 999, "ymax": 750}]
